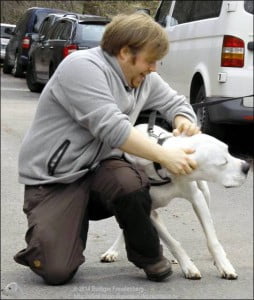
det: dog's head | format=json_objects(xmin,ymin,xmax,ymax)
[{"xmin": 180, "ymin": 134, "xmax": 250, "ymax": 188}]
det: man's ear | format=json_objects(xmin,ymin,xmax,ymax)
[{"xmin": 118, "ymin": 46, "xmax": 132, "ymax": 61}]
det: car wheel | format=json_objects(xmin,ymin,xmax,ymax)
[
  {"xmin": 194, "ymin": 85, "xmax": 223, "ymax": 138},
  {"xmin": 3, "ymin": 54, "xmax": 12, "ymax": 74},
  {"xmin": 194, "ymin": 85, "xmax": 210, "ymax": 131},
  {"xmin": 12, "ymin": 52, "xmax": 24, "ymax": 77},
  {"xmin": 26, "ymin": 60, "xmax": 44, "ymax": 93}
]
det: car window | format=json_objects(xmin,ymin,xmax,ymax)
[
  {"xmin": 172, "ymin": 1, "xmax": 194, "ymax": 24},
  {"xmin": 78, "ymin": 24, "xmax": 106, "ymax": 42},
  {"xmin": 245, "ymin": 0, "xmax": 254, "ymax": 14},
  {"xmin": 0, "ymin": 25, "xmax": 14, "ymax": 38},
  {"xmin": 172, "ymin": 0, "xmax": 222, "ymax": 25},
  {"xmin": 38, "ymin": 17, "xmax": 51, "ymax": 36},
  {"xmin": 33, "ymin": 12, "xmax": 51, "ymax": 33},
  {"xmin": 49, "ymin": 22, "xmax": 65, "ymax": 40},
  {"xmin": 155, "ymin": 0, "xmax": 173, "ymax": 26},
  {"xmin": 60, "ymin": 22, "xmax": 73, "ymax": 40},
  {"xmin": 190, "ymin": 0, "xmax": 222, "ymax": 21}
]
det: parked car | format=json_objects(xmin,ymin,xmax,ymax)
[
  {"xmin": 154, "ymin": 0, "xmax": 253, "ymax": 135},
  {"xmin": 26, "ymin": 14, "xmax": 110, "ymax": 92},
  {"xmin": 0, "ymin": 23, "xmax": 16, "ymax": 62},
  {"xmin": 3, "ymin": 7, "xmax": 69, "ymax": 77}
]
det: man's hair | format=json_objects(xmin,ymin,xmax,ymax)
[{"xmin": 101, "ymin": 13, "xmax": 169, "ymax": 60}]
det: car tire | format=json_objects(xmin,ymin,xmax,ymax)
[
  {"xmin": 26, "ymin": 60, "xmax": 44, "ymax": 93},
  {"xmin": 3, "ymin": 54, "xmax": 13, "ymax": 74},
  {"xmin": 12, "ymin": 52, "xmax": 24, "ymax": 77},
  {"xmin": 194, "ymin": 85, "xmax": 223, "ymax": 138}
]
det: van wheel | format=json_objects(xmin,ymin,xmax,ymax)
[
  {"xmin": 26, "ymin": 60, "xmax": 44, "ymax": 93},
  {"xmin": 195, "ymin": 85, "xmax": 210, "ymax": 131},
  {"xmin": 3, "ymin": 54, "xmax": 12, "ymax": 74},
  {"xmin": 12, "ymin": 52, "xmax": 24, "ymax": 77},
  {"xmin": 194, "ymin": 85, "xmax": 223, "ymax": 138}
]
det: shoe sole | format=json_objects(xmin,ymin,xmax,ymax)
[{"xmin": 146, "ymin": 268, "xmax": 173, "ymax": 282}]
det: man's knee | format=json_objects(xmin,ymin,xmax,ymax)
[
  {"xmin": 43, "ymin": 265, "xmax": 78, "ymax": 285},
  {"xmin": 113, "ymin": 187, "xmax": 152, "ymax": 228}
]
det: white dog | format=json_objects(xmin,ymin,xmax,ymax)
[{"xmin": 100, "ymin": 124, "xmax": 250, "ymax": 280}]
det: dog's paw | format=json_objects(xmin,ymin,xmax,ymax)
[
  {"xmin": 182, "ymin": 262, "xmax": 202, "ymax": 280},
  {"xmin": 218, "ymin": 265, "xmax": 238, "ymax": 280},
  {"xmin": 214, "ymin": 260, "xmax": 238, "ymax": 280},
  {"xmin": 221, "ymin": 271, "xmax": 238, "ymax": 280},
  {"xmin": 100, "ymin": 250, "xmax": 118, "ymax": 263}
]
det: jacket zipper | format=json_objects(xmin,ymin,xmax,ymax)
[{"xmin": 48, "ymin": 140, "xmax": 70, "ymax": 176}]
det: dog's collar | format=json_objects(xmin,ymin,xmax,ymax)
[{"xmin": 147, "ymin": 111, "xmax": 172, "ymax": 185}]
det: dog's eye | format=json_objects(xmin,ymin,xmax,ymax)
[
  {"xmin": 220, "ymin": 159, "xmax": 228, "ymax": 166},
  {"xmin": 215, "ymin": 158, "xmax": 228, "ymax": 166}
]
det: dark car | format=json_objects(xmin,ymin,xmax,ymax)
[
  {"xmin": 26, "ymin": 14, "xmax": 110, "ymax": 92},
  {"xmin": 3, "ymin": 7, "xmax": 69, "ymax": 77}
]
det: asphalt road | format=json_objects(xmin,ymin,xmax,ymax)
[{"xmin": 1, "ymin": 69, "xmax": 253, "ymax": 299}]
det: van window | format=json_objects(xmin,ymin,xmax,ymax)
[
  {"xmin": 172, "ymin": 1, "xmax": 193, "ymax": 24},
  {"xmin": 245, "ymin": 0, "xmax": 254, "ymax": 14},
  {"xmin": 155, "ymin": 0, "xmax": 172, "ymax": 26},
  {"xmin": 172, "ymin": 0, "xmax": 222, "ymax": 25}
]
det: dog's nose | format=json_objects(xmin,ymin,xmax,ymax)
[{"xmin": 241, "ymin": 161, "xmax": 250, "ymax": 175}]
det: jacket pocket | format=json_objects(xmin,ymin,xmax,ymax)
[{"xmin": 47, "ymin": 139, "xmax": 70, "ymax": 176}]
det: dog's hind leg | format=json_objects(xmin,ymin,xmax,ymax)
[
  {"xmin": 188, "ymin": 182, "xmax": 238, "ymax": 279},
  {"xmin": 100, "ymin": 231, "xmax": 124, "ymax": 262},
  {"xmin": 150, "ymin": 210, "xmax": 202, "ymax": 279}
]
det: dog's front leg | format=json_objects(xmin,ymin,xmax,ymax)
[
  {"xmin": 151, "ymin": 210, "xmax": 201, "ymax": 279},
  {"xmin": 100, "ymin": 231, "xmax": 124, "ymax": 262},
  {"xmin": 189, "ymin": 183, "xmax": 238, "ymax": 279}
]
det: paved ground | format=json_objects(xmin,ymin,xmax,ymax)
[{"xmin": 1, "ymin": 70, "xmax": 253, "ymax": 299}]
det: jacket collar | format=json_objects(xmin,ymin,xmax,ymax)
[{"xmin": 102, "ymin": 49, "xmax": 133, "ymax": 92}]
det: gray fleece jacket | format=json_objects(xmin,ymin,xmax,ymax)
[{"xmin": 18, "ymin": 46, "xmax": 197, "ymax": 185}]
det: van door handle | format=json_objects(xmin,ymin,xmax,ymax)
[
  {"xmin": 247, "ymin": 41, "xmax": 253, "ymax": 51},
  {"xmin": 49, "ymin": 46, "xmax": 54, "ymax": 49}
]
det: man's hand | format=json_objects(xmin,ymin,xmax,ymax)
[
  {"xmin": 160, "ymin": 147, "xmax": 197, "ymax": 175},
  {"xmin": 173, "ymin": 115, "xmax": 201, "ymax": 136},
  {"xmin": 120, "ymin": 127, "xmax": 197, "ymax": 176}
]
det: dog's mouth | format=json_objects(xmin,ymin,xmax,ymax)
[{"xmin": 224, "ymin": 185, "xmax": 238, "ymax": 189}]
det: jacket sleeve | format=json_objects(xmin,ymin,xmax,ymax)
[
  {"xmin": 53, "ymin": 55, "xmax": 131, "ymax": 149},
  {"xmin": 143, "ymin": 72, "xmax": 197, "ymax": 126}
]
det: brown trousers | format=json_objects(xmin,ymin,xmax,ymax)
[{"xmin": 14, "ymin": 158, "xmax": 162, "ymax": 285}]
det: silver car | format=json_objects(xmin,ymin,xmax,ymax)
[{"xmin": 0, "ymin": 23, "xmax": 16, "ymax": 61}]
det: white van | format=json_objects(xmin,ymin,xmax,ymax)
[{"xmin": 154, "ymin": 0, "xmax": 253, "ymax": 134}]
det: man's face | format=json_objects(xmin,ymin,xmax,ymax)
[{"xmin": 117, "ymin": 47, "xmax": 157, "ymax": 88}]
